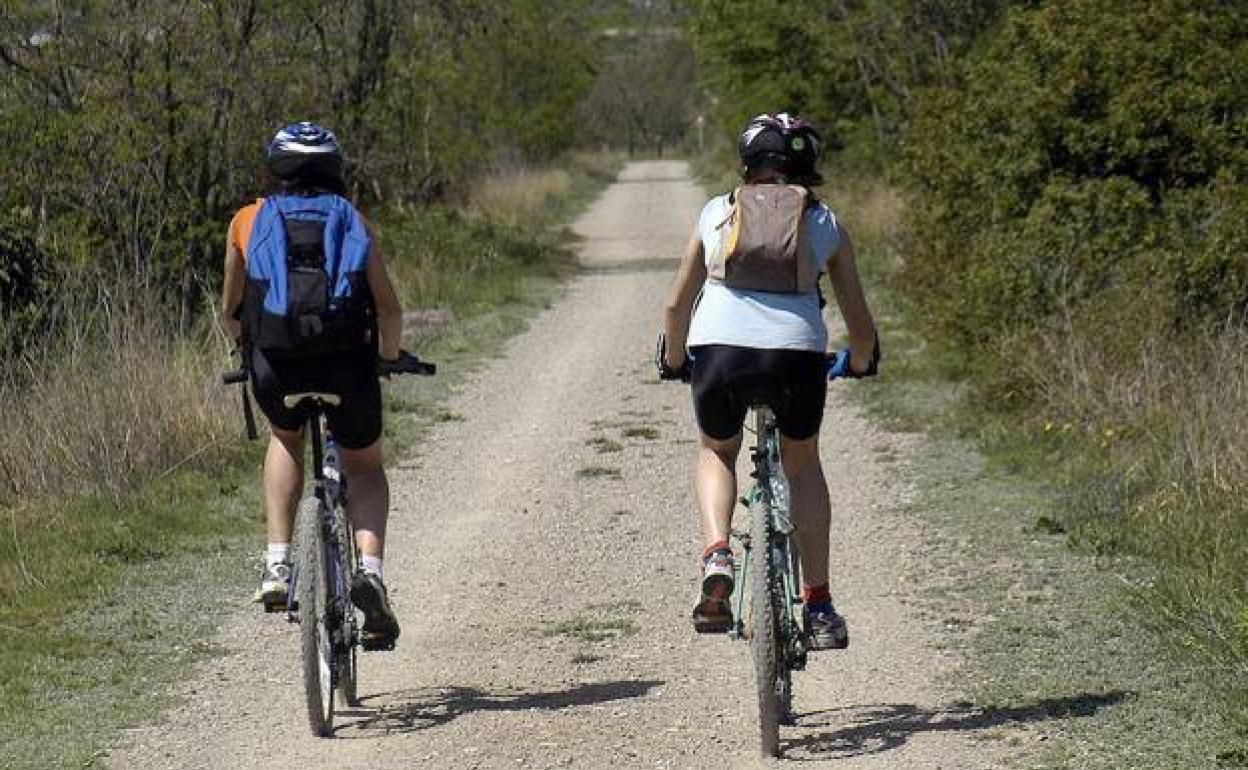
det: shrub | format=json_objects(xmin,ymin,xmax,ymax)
[{"xmin": 901, "ymin": 0, "xmax": 1248, "ymax": 351}]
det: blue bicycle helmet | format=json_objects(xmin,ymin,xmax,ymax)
[{"xmin": 266, "ymin": 122, "xmax": 343, "ymax": 181}]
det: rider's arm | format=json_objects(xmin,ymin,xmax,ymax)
[
  {"xmin": 827, "ymin": 226, "xmax": 877, "ymax": 374},
  {"xmin": 220, "ymin": 216, "xmax": 245, "ymax": 344},
  {"xmin": 662, "ymin": 225, "xmax": 708, "ymax": 368},
  {"xmin": 364, "ymin": 221, "xmax": 403, "ymax": 362}
]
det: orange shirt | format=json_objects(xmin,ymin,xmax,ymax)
[{"xmin": 228, "ymin": 199, "xmax": 265, "ymax": 263}]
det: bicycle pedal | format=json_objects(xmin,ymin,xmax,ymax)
[
  {"xmin": 693, "ymin": 620, "xmax": 734, "ymax": 635},
  {"xmin": 360, "ymin": 637, "xmax": 396, "ymax": 652}
]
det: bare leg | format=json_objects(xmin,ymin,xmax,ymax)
[
  {"xmin": 780, "ymin": 434, "xmax": 831, "ymax": 591},
  {"xmin": 264, "ymin": 426, "xmax": 306, "ymax": 544},
  {"xmin": 695, "ymin": 432, "xmax": 743, "ymax": 550},
  {"xmin": 341, "ymin": 439, "xmax": 388, "ymax": 559}
]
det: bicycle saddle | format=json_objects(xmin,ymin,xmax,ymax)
[{"xmin": 282, "ymin": 391, "xmax": 343, "ymax": 409}]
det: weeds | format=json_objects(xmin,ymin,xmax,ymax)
[
  {"xmin": 622, "ymin": 426, "xmax": 660, "ymax": 441},
  {"xmin": 587, "ymin": 436, "xmax": 624, "ymax": 453},
  {"xmin": 576, "ymin": 465, "xmax": 622, "ymax": 480},
  {"xmin": 844, "ymin": 174, "xmax": 1248, "ymax": 726},
  {"xmin": 0, "ymin": 276, "xmax": 236, "ymax": 507},
  {"xmin": 468, "ymin": 166, "xmax": 573, "ymax": 226},
  {"xmin": 542, "ymin": 616, "xmax": 638, "ymax": 643}
]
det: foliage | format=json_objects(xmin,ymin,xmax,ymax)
[
  {"xmin": 580, "ymin": 12, "xmax": 700, "ymax": 156},
  {"xmin": 867, "ymin": 0, "xmax": 1248, "ymax": 711},
  {"xmin": 689, "ymin": 0, "xmax": 1005, "ymax": 166},
  {"xmin": 902, "ymin": 0, "xmax": 1248, "ymax": 351},
  {"xmin": 0, "ymin": 0, "xmax": 599, "ymax": 318}
]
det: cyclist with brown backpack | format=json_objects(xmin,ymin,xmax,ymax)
[{"xmin": 659, "ymin": 113, "xmax": 878, "ymax": 650}]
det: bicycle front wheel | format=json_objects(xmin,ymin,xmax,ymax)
[
  {"xmin": 749, "ymin": 495, "xmax": 783, "ymax": 757},
  {"xmin": 296, "ymin": 496, "xmax": 335, "ymax": 737}
]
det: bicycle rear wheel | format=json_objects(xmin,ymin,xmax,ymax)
[
  {"xmin": 334, "ymin": 504, "xmax": 358, "ymax": 708},
  {"xmin": 749, "ymin": 495, "xmax": 784, "ymax": 757},
  {"xmin": 296, "ymin": 496, "xmax": 335, "ymax": 737}
]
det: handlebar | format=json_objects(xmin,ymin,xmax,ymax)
[
  {"xmin": 221, "ymin": 349, "xmax": 436, "ymax": 441},
  {"xmin": 378, "ymin": 350, "xmax": 437, "ymax": 377},
  {"xmin": 654, "ymin": 340, "xmax": 879, "ymax": 383},
  {"xmin": 221, "ymin": 350, "xmax": 437, "ymax": 386}
]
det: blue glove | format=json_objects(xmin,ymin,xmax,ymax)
[
  {"xmin": 827, "ymin": 349, "xmax": 853, "ymax": 380},
  {"xmin": 827, "ymin": 339, "xmax": 881, "ymax": 380}
]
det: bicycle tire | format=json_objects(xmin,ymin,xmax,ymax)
[
  {"xmin": 749, "ymin": 494, "xmax": 783, "ymax": 757},
  {"xmin": 334, "ymin": 503, "xmax": 359, "ymax": 708},
  {"xmin": 777, "ymin": 539, "xmax": 797, "ymax": 726},
  {"xmin": 296, "ymin": 496, "xmax": 335, "ymax": 737}
]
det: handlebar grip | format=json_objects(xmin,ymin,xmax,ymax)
[
  {"xmin": 222, "ymin": 369, "xmax": 248, "ymax": 385},
  {"xmin": 380, "ymin": 351, "xmax": 437, "ymax": 377},
  {"xmin": 395, "ymin": 359, "xmax": 436, "ymax": 376}
]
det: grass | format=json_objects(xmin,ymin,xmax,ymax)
[
  {"xmin": 587, "ymin": 436, "xmax": 624, "ymax": 454},
  {"xmin": 541, "ymin": 616, "xmax": 639, "ymax": 643},
  {"xmin": 467, "ymin": 166, "xmax": 573, "ymax": 227},
  {"xmin": 541, "ymin": 601, "xmax": 642, "ymax": 644},
  {"xmin": 0, "ymin": 468, "xmax": 258, "ymax": 770},
  {"xmin": 840, "ymin": 176, "xmax": 1248, "ymax": 766},
  {"xmin": 621, "ymin": 425, "xmax": 660, "ymax": 441},
  {"xmin": 576, "ymin": 465, "xmax": 622, "ymax": 480},
  {"xmin": 0, "ymin": 152, "xmax": 622, "ymax": 770},
  {"xmin": 869, "ymin": 397, "xmax": 1243, "ymax": 768}
]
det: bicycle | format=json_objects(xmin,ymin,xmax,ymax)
[
  {"xmin": 223, "ymin": 350, "xmax": 435, "ymax": 737},
  {"xmin": 657, "ymin": 337, "xmax": 875, "ymax": 757},
  {"xmin": 730, "ymin": 401, "xmax": 806, "ymax": 757}
]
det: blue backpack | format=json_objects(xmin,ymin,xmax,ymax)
[{"xmin": 241, "ymin": 193, "xmax": 374, "ymax": 357}]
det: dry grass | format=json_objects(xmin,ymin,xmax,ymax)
[
  {"xmin": 0, "ymin": 276, "xmax": 235, "ymax": 506},
  {"xmin": 829, "ymin": 180, "xmax": 906, "ymax": 278},
  {"xmin": 467, "ymin": 164, "xmax": 573, "ymax": 226},
  {"xmin": 841, "ymin": 174, "xmax": 1248, "ymax": 715},
  {"xmin": 1015, "ymin": 323, "xmax": 1248, "ymax": 702}
]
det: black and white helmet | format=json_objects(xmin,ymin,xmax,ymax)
[
  {"xmin": 266, "ymin": 121, "xmax": 343, "ymax": 181},
  {"xmin": 738, "ymin": 112, "xmax": 822, "ymax": 183}
]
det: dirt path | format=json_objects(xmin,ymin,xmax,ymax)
[{"xmin": 105, "ymin": 161, "xmax": 1010, "ymax": 769}]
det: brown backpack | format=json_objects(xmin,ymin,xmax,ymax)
[{"xmin": 708, "ymin": 184, "xmax": 817, "ymax": 294}]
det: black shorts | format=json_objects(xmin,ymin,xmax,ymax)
[
  {"xmin": 689, "ymin": 345, "xmax": 827, "ymax": 441},
  {"xmin": 250, "ymin": 348, "xmax": 382, "ymax": 450}
]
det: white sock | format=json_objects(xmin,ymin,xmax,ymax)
[
  {"xmin": 360, "ymin": 555, "xmax": 384, "ymax": 580},
  {"xmin": 266, "ymin": 543, "xmax": 291, "ymax": 567}
]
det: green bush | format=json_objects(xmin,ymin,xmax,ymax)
[{"xmin": 901, "ymin": 0, "xmax": 1248, "ymax": 350}]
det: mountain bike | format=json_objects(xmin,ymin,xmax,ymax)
[
  {"xmin": 657, "ymin": 337, "xmax": 874, "ymax": 757},
  {"xmin": 729, "ymin": 402, "xmax": 806, "ymax": 757},
  {"xmin": 223, "ymin": 350, "xmax": 435, "ymax": 737}
]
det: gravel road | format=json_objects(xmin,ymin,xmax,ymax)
[{"xmin": 104, "ymin": 161, "xmax": 1009, "ymax": 769}]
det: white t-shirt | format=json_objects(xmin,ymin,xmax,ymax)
[{"xmin": 686, "ymin": 193, "xmax": 841, "ymax": 352}]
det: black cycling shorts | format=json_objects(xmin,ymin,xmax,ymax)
[
  {"xmin": 250, "ymin": 348, "xmax": 383, "ymax": 450},
  {"xmin": 689, "ymin": 344, "xmax": 827, "ymax": 441}
]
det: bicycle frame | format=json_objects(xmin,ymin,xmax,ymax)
[
  {"xmin": 729, "ymin": 405, "xmax": 806, "ymax": 668},
  {"xmin": 289, "ymin": 415, "xmax": 356, "ymax": 617}
]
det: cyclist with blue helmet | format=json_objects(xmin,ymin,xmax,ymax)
[
  {"xmin": 220, "ymin": 122, "xmax": 405, "ymax": 648},
  {"xmin": 660, "ymin": 113, "xmax": 878, "ymax": 650}
]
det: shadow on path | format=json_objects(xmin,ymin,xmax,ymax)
[
  {"xmin": 784, "ymin": 691, "xmax": 1131, "ymax": 760},
  {"xmin": 333, "ymin": 679, "xmax": 664, "ymax": 737}
]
